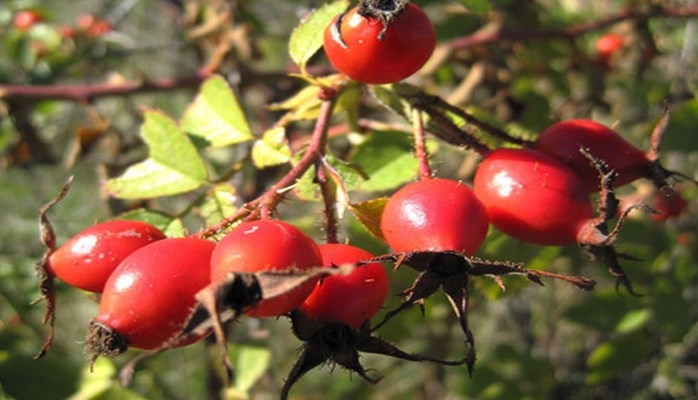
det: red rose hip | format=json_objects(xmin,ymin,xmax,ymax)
[
  {"xmin": 323, "ymin": 1, "xmax": 436, "ymax": 84},
  {"xmin": 47, "ymin": 220, "xmax": 166, "ymax": 293},
  {"xmin": 86, "ymin": 237, "xmax": 215, "ymax": 358},
  {"xmin": 381, "ymin": 178, "xmax": 489, "ymax": 255},
  {"xmin": 210, "ymin": 220, "xmax": 323, "ymax": 318},
  {"xmin": 299, "ymin": 243, "xmax": 389, "ymax": 329}
]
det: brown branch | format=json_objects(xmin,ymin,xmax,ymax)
[
  {"xmin": 0, "ymin": 72, "xmax": 211, "ymax": 103},
  {"xmin": 447, "ymin": 5, "xmax": 698, "ymax": 50},
  {"xmin": 197, "ymin": 87, "xmax": 338, "ymax": 238},
  {"xmin": 316, "ymin": 158, "xmax": 339, "ymax": 244},
  {"xmin": 258, "ymin": 90, "xmax": 336, "ymax": 217},
  {"xmin": 0, "ymin": 64, "xmax": 335, "ymax": 104},
  {"xmin": 412, "ymin": 108, "xmax": 432, "ymax": 180}
]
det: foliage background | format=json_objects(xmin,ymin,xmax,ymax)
[{"xmin": 1, "ymin": 0, "xmax": 697, "ymax": 399}]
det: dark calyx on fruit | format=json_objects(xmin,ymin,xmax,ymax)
[
  {"xmin": 358, "ymin": 0, "xmax": 408, "ymax": 39},
  {"xmin": 85, "ymin": 320, "xmax": 129, "ymax": 366}
]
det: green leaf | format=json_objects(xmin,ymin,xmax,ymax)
[
  {"xmin": 370, "ymin": 84, "xmax": 412, "ymax": 121},
  {"xmin": 661, "ymin": 99, "xmax": 698, "ymax": 152},
  {"xmin": 106, "ymin": 111, "xmax": 208, "ymax": 199},
  {"xmin": 615, "ymin": 308, "xmax": 651, "ymax": 334},
  {"xmin": 116, "ymin": 209, "xmax": 186, "ymax": 237},
  {"xmin": 349, "ymin": 197, "xmax": 388, "ymax": 240},
  {"xmin": 181, "ymin": 75, "xmax": 253, "ymax": 148},
  {"xmin": 198, "ymin": 183, "xmax": 238, "ymax": 226},
  {"xmin": 233, "ymin": 345, "xmax": 271, "ymax": 394},
  {"xmin": 268, "ymin": 84, "xmax": 324, "ymax": 122},
  {"xmin": 294, "ymin": 153, "xmax": 366, "ymax": 201},
  {"xmin": 351, "ymin": 130, "xmax": 421, "ymax": 192},
  {"xmin": 651, "ymin": 289, "xmax": 694, "ymax": 342},
  {"xmin": 67, "ymin": 358, "xmax": 147, "ymax": 400},
  {"xmin": 289, "ymin": 0, "xmax": 349, "ymax": 74},
  {"xmin": 456, "ymin": 0, "xmax": 491, "ymax": 15},
  {"xmin": 295, "ymin": 164, "xmax": 320, "ymax": 201},
  {"xmin": 252, "ymin": 127, "xmax": 292, "ymax": 168},
  {"xmin": 586, "ymin": 331, "xmax": 653, "ymax": 384},
  {"xmin": 325, "ymin": 153, "xmax": 366, "ymax": 191},
  {"xmin": 563, "ymin": 291, "xmax": 640, "ymax": 332}
]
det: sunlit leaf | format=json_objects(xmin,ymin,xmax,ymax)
[
  {"xmin": 268, "ymin": 84, "xmax": 324, "ymax": 122},
  {"xmin": 67, "ymin": 358, "xmax": 147, "ymax": 400},
  {"xmin": 455, "ymin": 0, "xmax": 491, "ymax": 15},
  {"xmin": 289, "ymin": 0, "xmax": 349, "ymax": 74},
  {"xmin": 325, "ymin": 153, "xmax": 366, "ymax": 191},
  {"xmin": 252, "ymin": 127, "xmax": 292, "ymax": 168},
  {"xmin": 370, "ymin": 84, "xmax": 412, "ymax": 121},
  {"xmin": 106, "ymin": 111, "xmax": 208, "ymax": 199},
  {"xmin": 351, "ymin": 130, "xmax": 420, "ymax": 192},
  {"xmin": 182, "ymin": 75, "xmax": 253, "ymax": 148},
  {"xmin": 349, "ymin": 197, "xmax": 388, "ymax": 240},
  {"xmin": 199, "ymin": 183, "xmax": 238, "ymax": 226},
  {"xmin": 586, "ymin": 331, "xmax": 653, "ymax": 384},
  {"xmin": 116, "ymin": 209, "xmax": 186, "ymax": 237},
  {"xmin": 615, "ymin": 308, "xmax": 651, "ymax": 334},
  {"xmin": 233, "ymin": 345, "xmax": 271, "ymax": 393},
  {"xmin": 294, "ymin": 153, "xmax": 365, "ymax": 201},
  {"xmin": 295, "ymin": 164, "xmax": 320, "ymax": 201}
]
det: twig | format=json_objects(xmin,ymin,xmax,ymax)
[
  {"xmin": 412, "ymin": 108, "xmax": 432, "ymax": 180},
  {"xmin": 446, "ymin": 5, "xmax": 698, "ymax": 50},
  {"xmin": 198, "ymin": 87, "xmax": 339, "ymax": 238},
  {"xmin": 0, "ymin": 72, "xmax": 211, "ymax": 103}
]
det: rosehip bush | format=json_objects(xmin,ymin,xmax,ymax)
[{"xmin": 3, "ymin": 1, "xmax": 698, "ymax": 400}]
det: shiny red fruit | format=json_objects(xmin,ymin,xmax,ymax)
[
  {"xmin": 533, "ymin": 119, "xmax": 650, "ymax": 192},
  {"xmin": 93, "ymin": 237, "xmax": 215, "ymax": 350},
  {"xmin": 381, "ymin": 178, "xmax": 489, "ymax": 255},
  {"xmin": 299, "ymin": 243, "xmax": 389, "ymax": 329},
  {"xmin": 473, "ymin": 148, "xmax": 595, "ymax": 246},
  {"xmin": 210, "ymin": 220, "xmax": 323, "ymax": 318},
  {"xmin": 323, "ymin": 2, "xmax": 436, "ymax": 84},
  {"xmin": 47, "ymin": 220, "xmax": 166, "ymax": 293}
]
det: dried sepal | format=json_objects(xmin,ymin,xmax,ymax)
[
  {"xmin": 369, "ymin": 250, "xmax": 597, "ymax": 375},
  {"xmin": 281, "ymin": 310, "xmax": 467, "ymax": 400},
  {"xmin": 578, "ymin": 147, "xmax": 643, "ymax": 295},
  {"xmin": 154, "ymin": 265, "xmax": 355, "ymax": 386},
  {"xmin": 33, "ymin": 175, "xmax": 74, "ymax": 359}
]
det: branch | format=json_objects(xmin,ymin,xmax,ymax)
[
  {"xmin": 0, "ymin": 72, "xmax": 212, "ymax": 103},
  {"xmin": 0, "ymin": 64, "xmax": 334, "ymax": 104},
  {"xmin": 198, "ymin": 87, "xmax": 338, "ymax": 237},
  {"xmin": 447, "ymin": 5, "xmax": 698, "ymax": 50}
]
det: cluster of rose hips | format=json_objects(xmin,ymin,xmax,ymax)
[
  {"xmin": 11, "ymin": 9, "xmax": 111, "ymax": 38},
  {"xmin": 38, "ymin": 206, "xmax": 450, "ymax": 397},
  {"xmin": 41, "ymin": 216, "xmax": 389, "ymax": 349},
  {"xmin": 33, "ymin": 0, "xmax": 693, "ymax": 398},
  {"xmin": 39, "ymin": 110, "xmax": 687, "ymax": 394}
]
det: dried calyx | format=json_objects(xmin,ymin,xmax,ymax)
[{"xmin": 357, "ymin": 0, "xmax": 409, "ymax": 40}]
